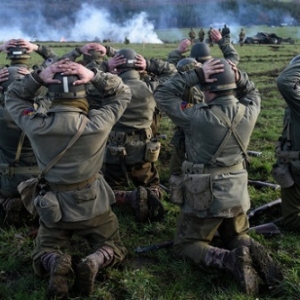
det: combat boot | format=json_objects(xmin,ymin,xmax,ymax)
[
  {"xmin": 204, "ymin": 246, "xmax": 260, "ymax": 296},
  {"xmin": 74, "ymin": 245, "xmax": 114, "ymax": 296},
  {"xmin": 2, "ymin": 197, "xmax": 23, "ymax": 226},
  {"xmin": 114, "ymin": 186, "xmax": 164, "ymax": 222},
  {"xmin": 247, "ymin": 239, "xmax": 283, "ymax": 288},
  {"xmin": 41, "ymin": 253, "xmax": 73, "ymax": 300}
]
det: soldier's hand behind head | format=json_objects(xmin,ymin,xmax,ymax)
[
  {"xmin": 178, "ymin": 39, "xmax": 191, "ymax": 53},
  {"xmin": 227, "ymin": 59, "xmax": 240, "ymax": 82},
  {"xmin": 202, "ymin": 59, "xmax": 224, "ymax": 83},
  {"xmin": 80, "ymin": 43, "xmax": 107, "ymax": 56},
  {"xmin": 107, "ymin": 54, "xmax": 127, "ymax": 73},
  {"xmin": 0, "ymin": 68, "xmax": 9, "ymax": 82},
  {"xmin": 135, "ymin": 54, "xmax": 146, "ymax": 71}
]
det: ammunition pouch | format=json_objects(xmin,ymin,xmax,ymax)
[
  {"xmin": 169, "ymin": 174, "xmax": 184, "ymax": 205},
  {"xmin": 181, "ymin": 160, "xmax": 244, "ymax": 212},
  {"xmin": 34, "ymin": 191, "xmax": 62, "ymax": 224},
  {"xmin": 184, "ymin": 173, "xmax": 212, "ymax": 211},
  {"xmin": 271, "ymin": 163, "xmax": 294, "ymax": 188},
  {"xmin": 106, "ymin": 128, "xmax": 158, "ymax": 165}
]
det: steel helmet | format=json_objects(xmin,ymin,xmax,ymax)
[
  {"xmin": 0, "ymin": 66, "xmax": 25, "ymax": 91},
  {"xmin": 6, "ymin": 45, "xmax": 31, "ymax": 60},
  {"xmin": 190, "ymin": 42, "xmax": 212, "ymax": 63},
  {"xmin": 176, "ymin": 58, "xmax": 198, "ymax": 72},
  {"xmin": 202, "ymin": 58, "xmax": 237, "ymax": 92},
  {"xmin": 289, "ymin": 55, "xmax": 300, "ymax": 65},
  {"xmin": 47, "ymin": 73, "xmax": 86, "ymax": 99},
  {"xmin": 115, "ymin": 48, "xmax": 137, "ymax": 69}
]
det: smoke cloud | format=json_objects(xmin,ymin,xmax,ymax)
[{"xmin": 0, "ymin": 3, "xmax": 162, "ymax": 43}]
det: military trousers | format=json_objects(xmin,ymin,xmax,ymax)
[
  {"xmin": 32, "ymin": 209, "xmax": 127, "ymax": 276},
  {"xmin": 281, "ymin": 183, "xmax": 300, "ymax": 231},
  {"xmin": 173, "ymin": 210, "xmax": 250, "ymax": 265}
]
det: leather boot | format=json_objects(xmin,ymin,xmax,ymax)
[
  {"xmin": 204, "ymin": 246, "xmax": 260, "ymax": 296},
  {"xmin": 247, "ymin": 239, "xmax": 283, "ymax": 288},
  {"xmin": 74, "ymin": 245, "xmax": 114, "ymax": 296},
  {"xmin": 114, "ymin": 186, "xmax": 164, "ymax": 223},
  {"xmin": 41, "ymin": 252, "xmax": 73, "ymax": 300}
]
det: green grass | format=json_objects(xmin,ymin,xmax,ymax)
[{"xmin": 1, "ymin": 29, "xmax": 300, "ymax": 299}]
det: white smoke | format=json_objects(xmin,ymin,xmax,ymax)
[{"xmin": 0, "ymin": 3, "xmax": 162, "ymax": 44}]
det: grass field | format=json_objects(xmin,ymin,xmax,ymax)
[{"xmin": 1, "ymin": 29, "xmax": 300, "ymax": 299}]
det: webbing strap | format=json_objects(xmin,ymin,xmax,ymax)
[{"xmin": 208, "ymin": 104, "xmax": 247, "ymax": 165}]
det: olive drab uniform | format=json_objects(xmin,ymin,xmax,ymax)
[
  {"xmin": 101, "ymin": 58, "xmax": 177, "ymax": 193},
  {"xmin": 167, "ymin": 39, "xmax": 240, "ymax": 198},
  {"xmin": 207, "ymin": 27, "xmax": 213, "ymax": 47},
  {"xmin": 272, "ymin": 60, "xmax": 300, "ymax": 230},
  {"xmin": 154, "ymin": 68, "xmax": 261, "ymax": 265},
  {"xmin": 0, "ymin": 45, "xmax": 57, "ymax": 225},
  {"xmin": 5, "ymin": 69, "xmax": 131, "ymax": 276},
  {"xmin": 189, "ymin": 28, "xmax": 196, "ymax": 44},
  {"xmin": 221, "ymin": 24, "xmax": 230, "ymax": 38},
  {"xmin": 198, "ymin": 28, "xmax": 205, "ymax": 42},
  {"xmin": 239, "ymin": 29, "xmax": 246, "ymax": 46}
]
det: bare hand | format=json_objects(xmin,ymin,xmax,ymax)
[
  {"xmin": 135, "ymin": 54, "xmax": 146, "ymax": 71},
  {"xmin": 0, "ymin": 39, "xmax": 20, "ymax": 53},
  {"xmin": 202, "ymin": 59, "xmax": 224, "ymax": 83},
  {"xmin": 39, "ymin": 58, "xmax": 95, "ymax": 85},
  {"xmin": 107, "ymin": 54, "xmax": 127, "ymax": 73},
  {"xmin": 16, "ymin": 39, "xmax": 38, "ymax": 53},
  {"xmin": 178, "ymin": 39, "xmax": 191, "ymax": 53},
  {"xmin": 17, "ymin": 67, "xmax": 30, "ymax": 76},
  {"xmin": 80, "ymin": 43, "xmax": 106, "ymax": 56},
  {"xmin": 210, "ymin": 29, "xmax": 222, "ymax": 42},
  {"xmin": 0, "ymin": 68, "xmax": 9, "ymax": 82},
  {"xmin": 227, "ymin": 59, "xmax": 240, "ymax": 82}
]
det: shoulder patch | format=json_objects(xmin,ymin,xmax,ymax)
[
  {"xmin": 181, "ymin": 101, "xmax": 194, "ymax": 110},
  {"xmin": 22, "ymin": 108, "xmax": 35, "ymax": 116}
]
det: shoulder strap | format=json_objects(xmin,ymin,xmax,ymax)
[
  {"xmin": 40, "ymin": 115, "xmax": 88, "ymax": 177},
  {"xmin": 208, "ymin": 104, "xmax": 248, "ymax": 165},
  {"xmin": 13, "ymin": 131, "xmax": 26, "ymax": 164}
]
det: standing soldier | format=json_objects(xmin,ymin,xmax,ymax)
[
  {"xmin": 198, "ymin": 28, "xmax": 205, "ymax": 42},
  {"xmin": 207, "ymin": 27, "xmax": 214, "ymax": 47},
  {"xmin": 239, "ymin": 28, "xmax": 246, "ymax": 46},
  {"xmin": 221, "ymin": 24, "xmax": 230, "ymax": 38},
  {"xmin": 189, "ymin": 27, "xmax": 196, "ymax": 45}
]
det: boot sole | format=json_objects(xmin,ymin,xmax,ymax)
[
  {"xmin": 74, "ymin": 258, "xmax": 98, "ymax": 296},
  {"xmin": 47, "ymin": 254, "xmax": 72, "ymax": 300},
  {"xmin": 233, "ymin": 246, "xmax": 260, "ymax": 296}
]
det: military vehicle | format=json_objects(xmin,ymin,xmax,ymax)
[{"xmin": 244, "ymin": 32, "xmax": 294, "ymax": 45}]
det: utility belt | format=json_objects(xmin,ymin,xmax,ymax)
[
  {"xmin": 0, "ymin": 164, "xmax": 40, "ymax": 177},
  {"xmin": 109, "ymin": 128, "xmax": 152, "ymax": 144},
  {"xmin": 48, "ymin": 174, "xmax": 99, "ymax": 192},
  {"xmin": 182, "ymin": 160, "xmax": 244, "ymax": 176}
]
